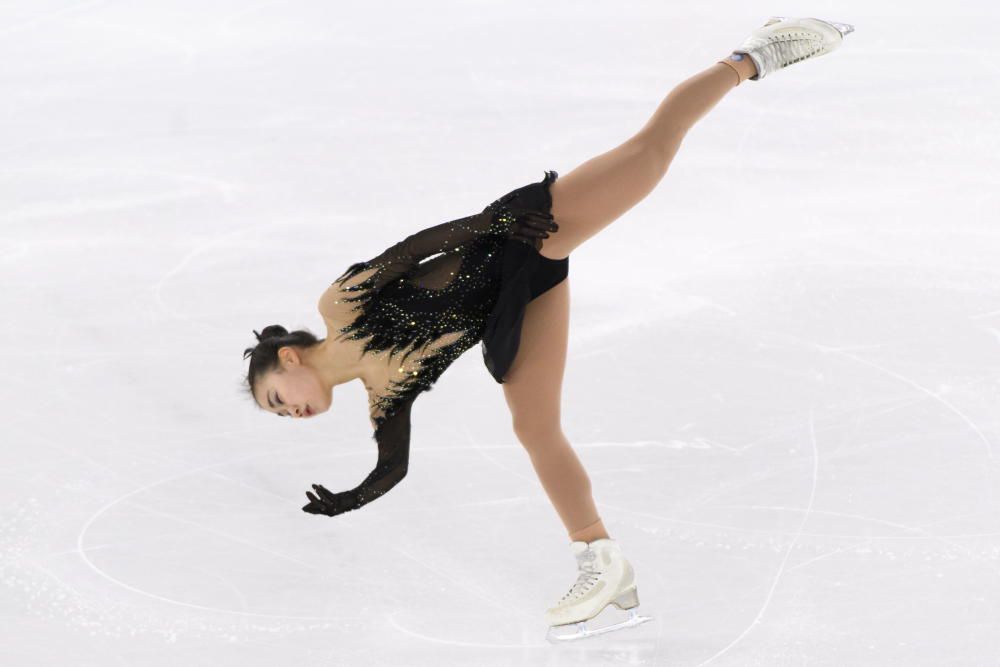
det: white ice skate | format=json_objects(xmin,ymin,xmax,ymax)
[
  {"xmin": 544, "ymin": 538, "xmax": 653, "ymax": 643},
  {"xmin": 732, "ymin": 16, "xmax": 855, "ymax": 81}
]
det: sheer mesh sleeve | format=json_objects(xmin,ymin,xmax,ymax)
[
  {"xmin": 332, "ymin": 202, "xmax": 554, "ymax": 297},
  {"xmin": 334, "ymin": 211, "xmax": 500, "ymax": 294},
  {"xmin": 335, "ymin": 396, "xmax": 415, "ymax": 512}
]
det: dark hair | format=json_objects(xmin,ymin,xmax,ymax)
[{"xmin": 242, "ymin": 325, "xmax": 322, "ymax": 404}]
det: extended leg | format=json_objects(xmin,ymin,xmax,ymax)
[{"xmin": 539, "ymin": 58, "xmax": 756, "ymax": 261}]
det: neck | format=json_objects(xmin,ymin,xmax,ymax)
[{"xmin": 302, "ymin": 336, "xmax": 372, "ymax": 389}]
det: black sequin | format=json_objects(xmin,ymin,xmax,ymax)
[{"xmin": 331, "ymin": 170, "xmax": 569, "ymax": 427}]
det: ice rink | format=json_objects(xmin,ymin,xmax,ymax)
[{"xmin": 3, "ymin": 1, "xmax": 999, "ymax": 665}]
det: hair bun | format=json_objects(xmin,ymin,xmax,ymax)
[{"xmin": 253, "ymin": 325, "xmax": 289, "ymax": 343}]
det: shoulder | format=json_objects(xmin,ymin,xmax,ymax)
[
  {"xmin": 316, "ymin": 286, "xmax": 353, "ymax": 324},
  {"xmin": 317, "ymin": 262, "xmax": 380, "ymax": 321}
]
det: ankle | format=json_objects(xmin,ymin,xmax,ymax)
[
  {"xmin": 717, "ymin": 52, "xmax": 758, "ymax": 85},
  {"xmin": 568, "ymin": 517, "xmax": 610, "ymax": 543}
]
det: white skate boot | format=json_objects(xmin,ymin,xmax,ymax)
[
  {"xmin": 544, "ymin": 538, "xmax": 653, "ymax": 642},
  {"xmin": 730, "ymin": 16, "xmax": 855, "ymax": 81}
]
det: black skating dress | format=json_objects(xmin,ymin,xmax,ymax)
[{"xmin": 320, "ymin": 170, "xmax": 568, "ymax": 514}]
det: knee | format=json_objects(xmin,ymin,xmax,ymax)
[
  {"xmin": 511, "ymin": 419, "xmax": 565, "ymax": 448},
  {"xmin": 631, "ymin": 128, "xmax": 683, "ymax": 168}
]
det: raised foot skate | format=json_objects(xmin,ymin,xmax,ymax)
[{"xmin": 733, "ymin": 16, "xmax": 856, "ymax": 81}]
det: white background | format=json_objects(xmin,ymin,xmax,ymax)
[{"xmin": 3, "ymin": 1, "xmax": 999, "ymax": 665}]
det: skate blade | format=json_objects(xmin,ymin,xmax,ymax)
[
  {"xmin": 808, "ymin": 17, "xmax": 856, "ymax": 37},
  {"xmin": 545, "ymin": 607, "xmax": 653, "ymax": 643},
  {"xmin": 828, "ymin": 21, "xmax": 855, "ymax": 37},
  {"xmin": 771, "ymin": 16, "xmax": 855, "ymax": 38}
]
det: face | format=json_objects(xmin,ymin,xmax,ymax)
[{"xmin": 255, "ymin": 346, "xmax": 330, "ymax": 419}]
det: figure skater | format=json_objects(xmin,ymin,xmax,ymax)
[{"xmin": 241, "ymin": 16, "xmax": 854, "ymax": 641}]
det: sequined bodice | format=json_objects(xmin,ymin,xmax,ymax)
[{"xmin": 329, "ymin": 198, "xmax": 525, "ymax": 427}]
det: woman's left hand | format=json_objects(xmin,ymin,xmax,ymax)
[
  {"xmin": 509, "ymin": 211, "xmax": 559, "ymax": 249},
  {"xmin": 302, "ymin": 483, "xmax": 355, "ymax": 516}
]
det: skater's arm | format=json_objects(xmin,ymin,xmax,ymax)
[
  {"xmin": 349, "ymin": 398, "xmax": 414, "ymax": 508},
  {"xmin": 301, "ymin": 398, "xmax": 414, "ymax": 517},
  {"xmin": 319, "ymin": 209, "xmax": 556, "ymax": 317},
  {"xmin": 329, "ymin": 211, "xmax": 497, "ymax": 295}
]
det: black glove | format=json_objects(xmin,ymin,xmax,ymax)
[
  {"xmin": 509, "ymin": 211, "xmax": 559, "ymax": 250},
  {"xmin": 302, "ymin": 483, "xmax": 357, "ymax": 517}
]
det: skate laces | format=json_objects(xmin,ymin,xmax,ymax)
[
  {"xmin": 757, "ymin": 31, "xmax": 823, "ymax": 70},
  {"xmin": 559, "ymin": 548, "xmax": 603, "ymax": 603}
]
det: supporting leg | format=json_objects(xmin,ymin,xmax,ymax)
[
  {"xmin": 501, "ymin": 279, "xmax": 609, "ymax": 541},
  {"xmin": 523, "ymin": 441, "xmax": 609, "ymax": 541}
]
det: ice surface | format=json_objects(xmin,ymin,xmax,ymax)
[{"xmin": 3, "ymin": 1, "xmax": 1000, "ymax": 665}]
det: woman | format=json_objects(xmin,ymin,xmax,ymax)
[{"xmin": 242, "ymin": 16, "xmax": 854, "ymax": 640}]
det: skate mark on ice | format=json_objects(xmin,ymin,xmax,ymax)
[
  {"xmin": 74, "ymin": 449, "xmax": 355, "ymax": 620},
  {"xmin": 385, "ymin": 610, "xmax": 547, "ymax": 649},
  {"xmin": 461, "ymin": 423, "xmax": 535, "ymax": 483},
  {"xmin": 704, "ymin": 503, "xmax": 1000, "ymax": 573},
  {"xmin": 723, "ymin": 323, "xmax": 994, "ymax": 461},
  {"xmin": 693, "ymin": 407, "xmax": 820, "ymax": 667},
  {"xmin": 811, "ymin": 341, "xmax": 994, "ymax": 461}
]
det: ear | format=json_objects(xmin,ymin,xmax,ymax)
[{"xmin": 277, "ymin": 346, "xmax": 300, "ymax": 366}]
